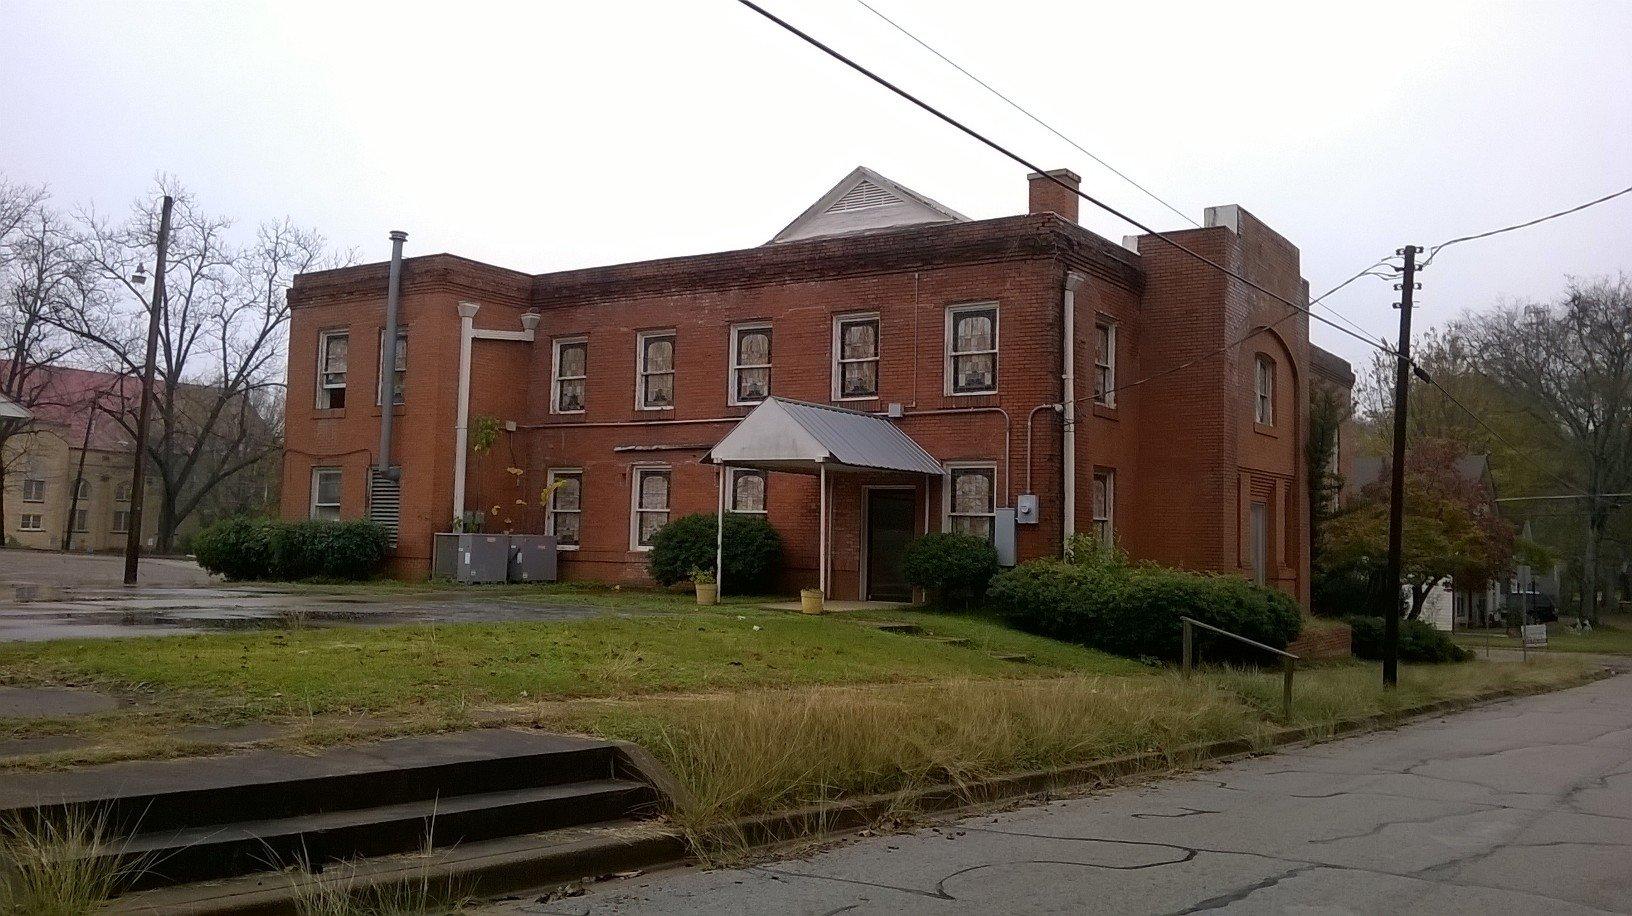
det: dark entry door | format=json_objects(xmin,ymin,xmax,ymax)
[{"xmin": 866, "ymin": 489, "xmax": 916, "ymax": 601}]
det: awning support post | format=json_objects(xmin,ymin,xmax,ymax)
[
  {"xmin": 716, "ymin": 464, "xmax": 726, "ymax": 599},
  {"xmin": 819, "ymin": 461, "xmax": 829, "ymax": 598}
]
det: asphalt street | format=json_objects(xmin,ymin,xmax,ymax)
[{"xmin": 496, "ymin": 668, "xmax": 1632, "ymax": 915}]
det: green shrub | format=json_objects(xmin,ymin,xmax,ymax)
[
  {"xmin": 191, "ymin": 516, "xmax": 389, "ymax": 581},
  {"xmin": 648, "ymin": 513, "xmax": 783, "ymax": 593},
  {"xmin": 191, "ymin": 516, "xmax": 277, "ymax": 581},
  {"xmin": 900, "ymin": 533, "xmax": 1000, "ymax": 607},
  {"xmin": 989, "ymin": 557, "xmax": 1302, "ymax": 662},
  {"xmin": 1311, "ymin": 554, "xmax": 1397, "ymax": 618},
  {"xmin": 1345, "ymin": 615, "xmax": 1473, "ymax": 663}
]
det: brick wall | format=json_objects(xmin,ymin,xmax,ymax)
[
  {"xmin": 283, "ymin": 206, "xmax": 1316, "ymax": 604},
  {"xmin": 1287, "ymin": 621, "xmax": 1353, "ymax": 660}
]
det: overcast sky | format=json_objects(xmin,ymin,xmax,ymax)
[{"xmin": 4, "ymin": 0, "xmax": 1630, "ymax": 372}]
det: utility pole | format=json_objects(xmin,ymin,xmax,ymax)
[
  {"xmin": 123, "ymin": 195, "xmax": 173, "ymax": 586},
  {"xmin": 1382, "ymin": 244, "xmax": 1421, "ymax": 688}
]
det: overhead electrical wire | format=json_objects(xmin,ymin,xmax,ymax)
[
  {"xmin": 737, "ymin": 0, "xmax": 1623, "ymax": 501},
  {"xmin": 1420, "ymin": 183, "xmax": 1632, "ymax": 269},
  {"xmin": 851, "ymin": 0, "xmax": 1394, "ymax": 348},
  {"xmin": 735, "ymin": 0, "xmax": 1391, "ymax": 357},
  {"xmin": 851, "ymin": 0, "xmax": 1200, "ymax": 229}
]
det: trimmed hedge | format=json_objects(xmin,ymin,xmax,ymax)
[
  {"xmin": 900, "ymin": 532, "xmax": 1000, "ymax": 608},
  {"xmin": 1345, "ymin": 615, "xmax": 1473, "ymax": 663},
  {"xmin": 192, "ymin": 517, "xmax": 390, "ymax": 581},
  {"xmin": 648, "ymin": 513, "xmax": 783, "ymax": 593},
  {"xmin": 988, "ymin": 557, "xmax": 1302, "ymax": 662}
]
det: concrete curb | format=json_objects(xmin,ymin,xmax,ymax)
[{"xmin": 114, "ymin": 666, "xmax": 1616, "ymax": 914}]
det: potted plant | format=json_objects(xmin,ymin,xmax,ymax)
[{"xmin": 691, "ymin": 567, "xmax": 718, "ymax": 606}]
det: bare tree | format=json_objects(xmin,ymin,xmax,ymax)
[
  {"xmin": 1466, "ymin": 276, "xmax": 1632, "ymax": 623},
  {"xmin": 0, "ymin": 177, "xmax": 88, "ymax": 543},
  {"xmin": 56, "ymin": 178, "xmax": 343, "ymax": 550}
]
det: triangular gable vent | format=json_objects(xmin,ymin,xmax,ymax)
[{"xmin": 826, "ymin": 180, "xmax": 897, "ymax": 213}]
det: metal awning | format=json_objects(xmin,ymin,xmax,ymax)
[
  {"xmin": 705, "ymin": 397, "xmax": 944, "ymax": 475},
  {"xmin": 0, "ymin": 393, "xmax": 31, "ymax": 421}
]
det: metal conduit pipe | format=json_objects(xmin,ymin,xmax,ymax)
[{"xmin": 375, "ymin": 231, "xmax": 406, "ymax": 481}]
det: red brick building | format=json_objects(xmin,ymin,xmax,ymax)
[{"xmin": 282, "ymin": 166, "xmax": 1339, "ymax": 606}]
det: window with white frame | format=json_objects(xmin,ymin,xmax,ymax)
[
  {"xmin": 21, "ymin": 478, "xmax": 44, "ymax": 502},
  {"xmin": 834, "ymin": 314, "xmax": 880, "ymax": 400},
  {"xmin": 546, "ymin": 468, "xmax": 582, "ymax": 548},
  {"xmin": 636, "ymin": 331, "xmax": 676, "ymax": 410},
  {"xmin": 1094, "ymin": 321, "xmax": 1116, "ymax": 406},
  {"xmin": 728, "ymin": 468, "xmax": 767, "ymax": 513},
  {"xmin": 1092, "ymin": 469, "xmax": 1115, "ymax": 545},
  {"xmin": 1255, "ymin": 356, "xmax": 1274, "ymax": 425},
  {"xmin": 946, "ymin": 464, "xmax": 997, "ymax": 539},
  {"xmin": 377, "ymin": 328, "xmax": 407, "ymax": 406},
  {"xmin": 19, "ymin": 513, "xmax": 42, "ymax": 532},
  {"xmin": 310, "ymin": 467, "xmax": 342, "ymax": 520},
  {"xmin": 946, "ymin": 304, "xmax": 998, "ymax": 395},
  {"xmin": 552, "ymin": 337, "xmax": 587, "ymax": 414},
  {"xmin": 317, "ymin": 330, "xmax": 349, "ymax": 409},
  {"xmin": 729, "ymin": 324, "xmax": 772, "ymax": 405},
  {"xmin": 73, "ymin": 479, "xmax": 89, "ymax": 500},
  {"xmin": 72, "ymin": 508, "xmax": 88, "ymax": 533},
  {"xmin": 112, "ymin": 509, "xmax": 130, "ymax": 534},
  {"xmin": 115, "ymin": 481, "xmax": 131, "ymax": 502},
  {"xmin": 630, "ymin": 467, "xmax": 671, "ymax": 549}
]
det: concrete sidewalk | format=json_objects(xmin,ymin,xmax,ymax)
[{"xmin": 488, "ymin": 671, "xmax": 1632, "ymax": 915}]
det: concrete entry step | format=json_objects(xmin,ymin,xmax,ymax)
[
  {"xmin": 990, "ymin": 652, "xmax": 1033, "ymax": 663},
  {"xmin": 0, "ymin": 728, "xmax": 662, "ymax": 891}
]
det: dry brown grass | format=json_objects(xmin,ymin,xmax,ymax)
[
  {"xmin": 0, "ymin": 807, "xmax": 145, "ymax": 916},
  {"xmin": 623, "ymin": 675, "xmax": 1265, "ymax": 857}
]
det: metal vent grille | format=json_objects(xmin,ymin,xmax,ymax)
[
  {"xmin": 368, "ymin": 470, "xmax": 401, "ymax": 547},
  {"xmin": 827, "ymin": 180, "xmax": 896, "ymax": 213}
]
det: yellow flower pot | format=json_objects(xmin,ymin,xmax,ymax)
[
  {"xmin": 695, "ymin": 582, "xmax": 718, "ymax": 606},
  {"xmin": 800, "ymin": 588, "xmax": 825, "ymax": 615}
]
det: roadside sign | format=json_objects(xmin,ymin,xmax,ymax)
[{"xmin": 1522, "ymin": 624, "xmax": 1548, "ymax": 648}]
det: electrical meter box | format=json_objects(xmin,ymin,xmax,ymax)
[
  {"xmin": 994, "ymin": 508, "xmax": 1018, "ymax": 566},
  {"xmin": 1015, "ymin": 493, "xmax": 1039, "ymax": 525}
]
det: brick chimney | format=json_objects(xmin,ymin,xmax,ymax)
[{"xmin": 1028, "ymin": 168, "xmax": 1081, "ymax": 223}]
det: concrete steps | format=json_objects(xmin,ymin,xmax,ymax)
[{"xmin": 0, "ymin": 729, "xmax": 660, "ymax": 891}]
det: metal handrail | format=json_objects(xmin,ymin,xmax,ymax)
[{"xmin": 1180, "ymin": 616, "xmax": 1301, "ymax": 723}]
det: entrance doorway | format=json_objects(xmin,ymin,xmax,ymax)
[{"xmin": 865, "ymin": 488, "xmax": 916, "ymax": 601}]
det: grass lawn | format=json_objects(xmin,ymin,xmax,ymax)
[
  {"xmin": 0, "ymin": 598, "xmax": 1145, "ymax": 767},
  {"xmin": 0, "ymin": 584, "xmax": 1606, "ymax": 858},
  {"xmin": 1453, "ymin": 612, "xmax": 1632, "ymax": 656}
]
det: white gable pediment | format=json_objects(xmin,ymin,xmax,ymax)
[{"xmin": 769, "ymin": 166, "xmax": 967, "ymax": 244}]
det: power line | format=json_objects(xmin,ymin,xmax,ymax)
[
  {"xmin": 1062, "ymin": 258, "xmax": 1395, "ymax": 419},
  {"xmin": 736, "ymin": 0, "xmax": 1391, "ymax": 358},
  {"xmin": 852, "ymin": 0, "xmax": 1396, "ymax": 350},
  {"xmin": 1420, "ymin": 183, "xmax": 1632, "ymax": 269},
  {"xmin": 1497, "ymin": 493, "xmax": 1632, "ymax": 503},
  {"xmin": 851, "ymin": 0, "xmax": 1199, "ymax": 229}
]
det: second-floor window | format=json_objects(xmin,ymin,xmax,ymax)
[
  {"xmin": 317, "ymin": 330, "xmax": 348, "ymax": 409},
  {"xmin": 74, "ymin": 479, "xmax": 89, "ymax": 500},
  {"xmin": 1255, "ymin": 356, "xmax": 1275, "ymax": 425},
  {"xmin": 834, "ymin": 314, "xmax": 880, "ymax": 400},
  {"xmin": 1094, "ymin": 321, "xmax": 1116, "ymax": 406},
  {"xmin": 21, "ymin": 478, "xmax": 44, "ymax": 502},
  {"xmin": 113, "ymin": 510, "xmax": 130, "ymax": 534},
  {"xmin": 552, "ymin": 337, "xmax": 587, "ymax": 413},
  {"xmin": 947, "ymin": 304, "xmax": 998, "ymax": 395},
  {"xmin": 377, "ymin": 328, "xmax": 407, "ymax": 406},
  {"xmin": 636, "ymin": 331, "xmax": 675, "ymax": 410},
  {"xmin": 115, "ymin": 482, "xmax": 131, "ymax": 502},
  {"xmin": 729, "ymin": 324, "xmax": 772, "ymax": 405}
]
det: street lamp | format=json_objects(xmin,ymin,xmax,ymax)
[{"xmin": 132, "ymin": 263, "xmax": 148, "ymax": 287}]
